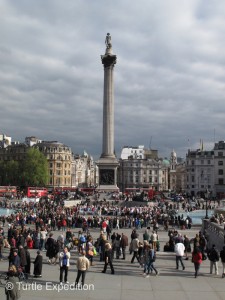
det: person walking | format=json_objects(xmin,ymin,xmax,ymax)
[
  {"xmin": 207, "ymin": 244, "xmax": 219, "ymax": 275},
  {"xmin": 131, "ymin": 236, "xmax": 140, "ymax": 264},
  {"xmin": 59, "ymin": 246, "xmax": 70, "ymax": 284},
  {"xmin": 192, "ymin": 246, "xmax": 202, "ymax": 278},
  {"xmin": 220, "ymin": 246, "xmax": 225, "ymax": 278},
  {"xmin": 75, "ymin": 250, "xmax": 90, "ymax": 288},
  {"xmin": 146, "ymin": 244, "xmax": 158, "ymax": 277},
  {"xmin": 174, "ymin": 241, "xmax": 185, "ymax": 270},
  {"xmin": 102, "ymin": 243, "xmax": 114, "ymax": 274}
]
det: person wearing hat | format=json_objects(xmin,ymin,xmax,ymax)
[
  {"xmin": 102, "ymin": 243, "xmax": 114, "ymax": 274},
  {"xmin": 33, "ymin": 251, "xmax": 43, "ymax": 277}
]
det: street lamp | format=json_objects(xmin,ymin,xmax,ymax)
[{"xmin": 205, "ymin": 188, "xmax": 210, "ymax": 219}]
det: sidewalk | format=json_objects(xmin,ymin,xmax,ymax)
[{"xmin": 1, "ymin": 226, "xmax": 225, "ymax": 300}]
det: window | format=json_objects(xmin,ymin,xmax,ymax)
[
  {"xmin": 49, "ymin": 170, "xmax": 53, "ymax": 175},
  {"xmin": 218, "ymin": 169, "xmax": 223, "ymax": 175},
  {"xmin": 218, "ymin": 161, "xmax": 223, "ymax": 166},
  {"xmin": 49, "ymin": 163, "xmax": 53, "ymax": 168},
  {"xmin": 218, "ymin": 152, "xmax": 223, "ymax": 157},
  {"xmin": 219, "ymin": 179, "xmax": 224, "ymax": 185},
  {"xmin": 191, "ymin": 160, "xmax": 195, "ymax": 165},
  {"xmin": 57, "ymin": 170, "xmax": 61, "ymax": 175},
  {"xmin": 149, "ymin": 170, "xmax": 152, "ymax": 175},
  {"xmin": 207, "ymin": 160, "xmax": 211, "ymax": 165},
  {"xmin": 201, "ymin": 160, "xmax": 204, "ymax": 164},
  {"xmin": 191, "ymin": 176, "xmax": 195, "ymax": 182},
  {"xmin": 56, "ymin": 163, "xmax": 61, "ymax": 168}
]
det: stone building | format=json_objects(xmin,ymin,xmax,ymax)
[
  {"xmin": 118, "ymin": 146, "xmax": 169, "ymax": 192},
  {"xmin": 213, "ymin": 141, "xmax": 225, "ymax": 198},
  {"xmin": 186, "ymin": 149, "xmax": 214, "ymax": 197},
  {"xmin": 73, "ymin": 151, "xmax": 98, "ymax": 188},
  {"xmin": 34, "ymin": 141, "xmax": 73, "ymax": 188}
]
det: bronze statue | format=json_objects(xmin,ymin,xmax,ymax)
[{"xmin": 105, "ymin": 33, "xmax": 112, "ymax": 49}]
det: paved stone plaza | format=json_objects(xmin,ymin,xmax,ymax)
[{"xmin": 1, "ymin": 225, "xmax": 225, "ymax": 300}]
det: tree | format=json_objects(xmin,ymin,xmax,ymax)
[
  {"xmin": 0, "ymin": 160, "xmax": 19, "ymax": 185},
  {"xmin": 21, "ymin": 148, "xmax": 49, "ymax": 186}
]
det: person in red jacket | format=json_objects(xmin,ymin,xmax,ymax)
[{"xmin": 192, "ymin": 246, "xmax": 202, "ymax": 278}]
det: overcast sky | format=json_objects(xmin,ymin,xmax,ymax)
[{"xmin": 1, "ymin": 0, "xmax": 225, "ymax": 160}]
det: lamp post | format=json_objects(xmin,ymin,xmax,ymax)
[{"xmin": 205, "ymin": 188, "xmax": 210, "ymax": 219}]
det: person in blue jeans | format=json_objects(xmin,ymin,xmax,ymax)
[{"xmin": 144, "ymin": 245, "xmax": 158, "ymax": 277}]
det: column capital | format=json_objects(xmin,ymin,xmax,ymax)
[{"xmin": 101, "ymin": 54, "xmax": 117, "ymax": 68}]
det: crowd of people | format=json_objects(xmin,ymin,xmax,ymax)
[{"xmin": 0, "ymin": 195, "xmax": 225, "ymax": 300}]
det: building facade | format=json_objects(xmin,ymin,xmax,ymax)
[
  {"xmin": 119, "ymin": 146, "xmax": 169, "ymax": 192},
  {"xmin": 186, "ymin": 149, "xmax": 215, "ymax": 197},
  {"xmin": 34, "ymin": 141, "xmax": 73, "ymax": 188},
  {"xmin": 73, "ymin": 151, "xmax": 98, "ymax": 188},
  {"xmin": 214, "ymin": 141, "xmax": 225, "ymax": 198}
]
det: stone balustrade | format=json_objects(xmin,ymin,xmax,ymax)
[{"xmin": 202, "ymin": 219, "xmax": 225, "ymax": 251}]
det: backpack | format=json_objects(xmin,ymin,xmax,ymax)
[
  {"xmin": 208, "ymin": 248, "xmax": 219, "ymax": 262},
  {"xmin": 80, "ymin": 236, "xmax": 86, "ymax": 243}
]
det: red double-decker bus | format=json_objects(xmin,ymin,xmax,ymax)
[
  {"xmin": 26, "ymin": 187, "xmax": 48, "ymax": 198},
  {"xmin": 0, "ymin": 186, "xmax": 17, "ymax": 197}
]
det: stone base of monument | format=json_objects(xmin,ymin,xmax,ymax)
[{"xmin": 96, "ymin": 185, "xmax": 119, "ymax": 192}]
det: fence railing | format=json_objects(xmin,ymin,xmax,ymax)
[{"xmin": 202, "ymin": 219, "xmax": 225, "ymax": 251}]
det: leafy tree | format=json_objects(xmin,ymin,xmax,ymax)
[
  {"xmin": 0, "ymin": 160, "xmax": 19, "ymax": 185},
  {"xmin": 21, "ymin": 148, "xmax": 49, "ymax": 186}
]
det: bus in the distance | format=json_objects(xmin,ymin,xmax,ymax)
[
  {"xmin": 26, "ymin": 187, "xmax": 48, "ymax": 198},
  {"xmin": 0, "ymin": 186, "xmax": 17, "ymax": 198}
]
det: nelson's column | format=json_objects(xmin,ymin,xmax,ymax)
[{"xmin": 96, "ymin": 33, "xmax": 119, "ymax": 191}]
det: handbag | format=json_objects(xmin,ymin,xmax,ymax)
[{"xmin": 93, "ymin": 247, "xmax": 97, "ymax": 256}]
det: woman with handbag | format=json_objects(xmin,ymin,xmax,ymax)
[{"xmin": 192, "ymin": 246, "xmax": 202, "ymax": 278}]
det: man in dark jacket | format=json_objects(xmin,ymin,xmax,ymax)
[
  {"xmin": 120, "ymin": 233, "xmax": 128, "ymax": 259},
  {"xmin": 45, "ymin": 233, "xmax": 56, "ymax": 264},
  {"xmin": 208, "ymin": 244, "xmax": 219, "ymax": 275},
  {"xmin": 11, "ymin": 249, "xmax": 21, "ymax": 270},
  {"xmin": 220, "ymin": 246, "xmax": 225, "ymax": 278}
]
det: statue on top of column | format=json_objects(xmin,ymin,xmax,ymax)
[{"xmin": 105, "ymin": 33, "xmax": 112, "ymax": 49}]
